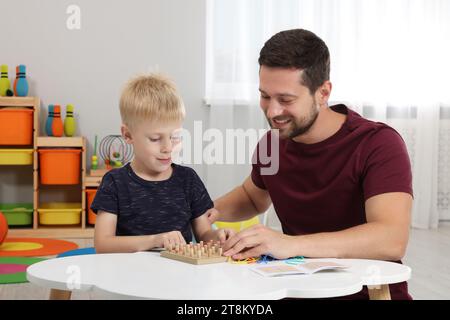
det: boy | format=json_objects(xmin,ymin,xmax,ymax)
[{"xmin": 92, "ymin": 74, "xmax": 234, "ymax": 253}]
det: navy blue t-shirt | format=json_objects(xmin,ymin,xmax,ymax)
[{"xmin": 90, "ymin": 163, "xmax": 213, "ymax": 242}]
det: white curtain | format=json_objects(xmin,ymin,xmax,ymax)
[{"xmin": 205, "ymin": 0, "xmax": 450, "ymax": 229}]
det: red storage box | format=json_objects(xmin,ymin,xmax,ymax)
[
  {"xmin": 86, "ymin": 189, "xmax": 97, "ymax": 225},
  {"xmin": 0, "ymin": 108, "xmax": 33, "ymax": 145},
  {"xmin": 39, "ymin": 148, "xmax": 81, "ymax": 185}
]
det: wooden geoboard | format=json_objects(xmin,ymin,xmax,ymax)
[{"xmin": 160, "ymin": 240, "xmax": 228, "ymax": 265}]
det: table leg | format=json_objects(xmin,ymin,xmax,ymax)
[
  {"xmin": 367, "ymin": 284, "xmax": 391, "ymax": 300},
  {"xmin": 49, "ymin": 288, "xmax": 72, "ymax": 300}
]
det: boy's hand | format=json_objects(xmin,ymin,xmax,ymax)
[
  {"xmin": 216, "ymin": 228, "xmax": 236, "ymax": 244},
  {"xmin": 157, "ymin": 231, "xmax": 186, "ymax": 249},
  {"xmin": 206, "ymin": 208, "xmax": 220, "ymax": 224}
]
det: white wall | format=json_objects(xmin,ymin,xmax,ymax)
[{"xmin": 0, "ymin": 0, "xmax": 208, "ymax": 202}]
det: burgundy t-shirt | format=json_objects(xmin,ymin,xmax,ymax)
[{"xmin": 251, "ymin": 104, "xmax": 413, "ymax": 300}]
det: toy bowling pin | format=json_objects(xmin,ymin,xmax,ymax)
[
  {"xmin": 52, "ymin": 105, "xmax": 64, "ymax": 137},
  {"xmin": 64, "ymin": 104, "xmax": 76, "ymax": 136},
  {"xmin": 45, "ymin": 104, "xmax": 54, "ymax": 136},
  {"xmin": 13, "ymin": 65, "xmax": 29, "ymax": 97},
  {"xmin": 0, "ymin": 65, "xmax": 11, "ymax": 97}
]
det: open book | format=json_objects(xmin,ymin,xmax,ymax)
[{"xmin": 251, "ymin": 260, "xmax": 348, "ymax": 277}]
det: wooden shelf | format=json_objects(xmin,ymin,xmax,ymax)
[
  {"xmin": 0, "ymin": 96, "xmax": 39, "ymax": 107},
  {"xmin": 37, "ymin": 136, "xmax": 84, "ymax": 147},
  {"xmin": 86, "ymin": 175, "xmax": 102, "ymax": 187},
  {"xmin": 90, "ymin": 168, "xmax": 109, "ymax": 177},
  {"xmin": 34, "ymin": 136, "xmax": 88, "ymax": 233},
  {"xmin": 8, "ymin": 227, "xmax": 94, "ymax": 238},
  {"xmin": 1, "ymin": 97, "xmax": 92, "ymax": 238}
]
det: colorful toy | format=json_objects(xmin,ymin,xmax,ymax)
[
  {"xmin": 0, "ymin": 211, "xmax": 8, "ymax": 245},
  {"xmin": 91, "ymin": 135, "xmax": 98, "ymax": 170},
  {"xmin": 51, "ymin": 105, "xmax": 64, "ymax": 137},
  {"xmin": 45, "ymin": 104, "xmax": 54, "ymax": 136},
  {"xmin": 13, "ymin": 64, "xmax": 29, "ymax": 97},
  {"xmin": 160, "ymin": 240, "xmax": 228, "ymax": 265},
  {"xmin": 98, "ymin": 135, "xmax": 133, "ymax": 169},
  {"xmin": 0, "ymin": 65, "xmax": 11, "ymax": 97},
  {"xmin": 64, "ymin": 104, "xmax": 76, "ymax": 137}
]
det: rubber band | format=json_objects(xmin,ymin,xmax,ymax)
[
  {"xmin": 256, "ymin": 255, "xmax": 305, "ymax": 265},
  {"xmin": 284, "ymin": 256, "xmax": 305, "ymax": 265},
  {"xmin": 228, "ymin": 255, "xmax": 305, "ymax": 265},
  {"xmin": 257, "ymin": 255, "xmax": 276, "ymax": 264},
  {"xmin": 229, "ymin": 257, "xmax": 260, "ymax": 264}
]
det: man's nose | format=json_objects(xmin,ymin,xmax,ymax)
[{"xmin": 265, "ymin": 100, "xmax": 284, "ymax": 119}]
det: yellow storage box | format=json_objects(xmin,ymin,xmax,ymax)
[
  {"xmin": 38, "ymin": 202, "xmax": 82, "ymax": 225},
  {"xmin": 0, "ymin": 149, "xmax": 33, "ymax": 165}
]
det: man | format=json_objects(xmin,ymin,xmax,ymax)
[{"xmin": 208, "ymin": 29, "xmax": 413, "ymax": 299}]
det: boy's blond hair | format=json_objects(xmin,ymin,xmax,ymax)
[{"xmin": 119, "ymin": 73, "xmax": 185, "ymax": 128}]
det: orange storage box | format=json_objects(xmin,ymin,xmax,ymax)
[
  {"xmin": 0, "ymin": 108, "xmax": 33, "ymax": 145},
  {"xmin": 86, "ymin": 188, "xmax": 97, "ymax": 225},
  {"xmin": 39, "ymin": 148, "xmax": 81, "ymax": 185}
]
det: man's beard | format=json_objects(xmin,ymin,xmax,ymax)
[{"xmin": 268, "ymin": 102, "xmax": 319, "ymax": 139}]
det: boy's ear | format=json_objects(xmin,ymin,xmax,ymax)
[{"xmin": 121, "ymin": 125, "xmax": 133, "ymax": 144}]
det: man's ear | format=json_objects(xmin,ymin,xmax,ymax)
[
  {"xmin": 121, "ymin": 125, "xmax": 133, "ymax": 144},
  {"xmin": 316, "ymin": 81, "xmax": 332, "ymax": 106}
]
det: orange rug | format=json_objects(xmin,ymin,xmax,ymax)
[{"xmin": 0, "ymin": 238, "xmax": 78, "ymax": 257}]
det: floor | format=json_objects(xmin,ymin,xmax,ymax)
[
  {"xmin": 403, "ymin": 222, "xmax": 450, "ymax": 299},
  {"xmin": 1, "ymin": 223, "xmax": 449, "ymax": 300}
]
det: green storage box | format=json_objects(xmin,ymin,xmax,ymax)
[{"xmin": 0, "ymin": 203, "xmax": 33, "ymax": 226}]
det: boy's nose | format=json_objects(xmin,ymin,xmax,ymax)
[{"xmin": 161, "ymin": 140, "xmax": 173, "ymax": 153}]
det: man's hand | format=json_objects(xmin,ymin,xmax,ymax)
[
  {"xmin": 215, "ymin": 228, "xmax": 236, "ymax": 244},
  {"xmin": 206, "ymin": 208, "xmax": 220, "ymax": 224},
  {"xmin": 222, "ymin": 224, "xmax": 295, "ymax": 260}
]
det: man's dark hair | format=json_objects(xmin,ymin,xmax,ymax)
[{"xmin": 259, "ymin": 29, "xmax": 330, "ymax": 94}]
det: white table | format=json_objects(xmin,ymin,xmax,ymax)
[{"xmin": 26, "ymin": 252, "xmax": 411, "ymax": 300}]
